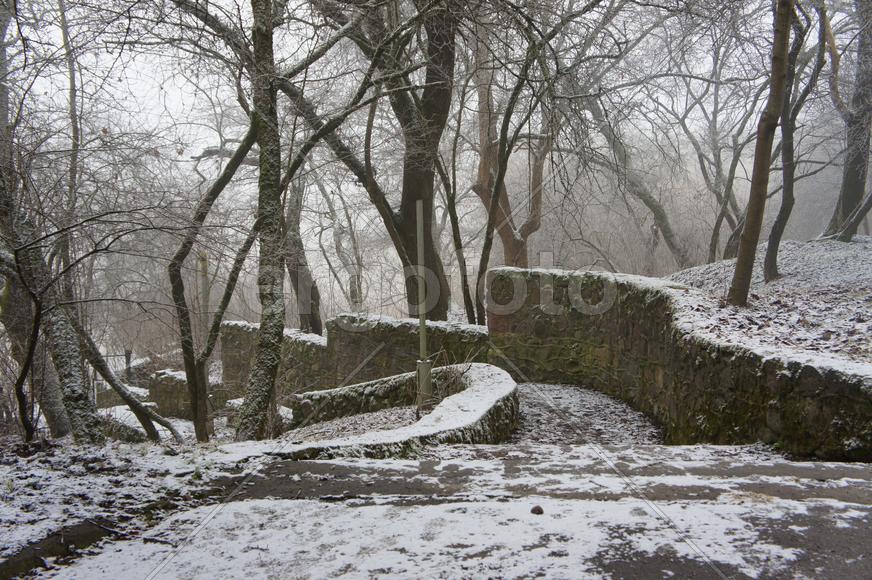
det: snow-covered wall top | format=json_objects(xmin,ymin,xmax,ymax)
[
  {"xmin": 221, "ymin": 319, "xmax": 328, "ymax": 348},
  {"xmin": 272, "ymin": 363, "xmax": 518, "ymax": 459},
  {"xmin": 286, "ymin": 365, "xmax": 469, "ymax": 429},
  {"xmin": 487, "ymin": 267, "xmax": 872, "ymax": 461}
]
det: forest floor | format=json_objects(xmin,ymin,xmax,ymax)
[
  {"xmin": 668, "ymin": 236, "xmax": 872, "ymax": 372},
  {"xmin": 3, "ymin": 384, "xmax": 872, "ymax": 578}
]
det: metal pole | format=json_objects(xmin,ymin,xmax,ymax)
[{"xmin": 416, "ymin": 199, "xmax": 433, "ymax": 413}]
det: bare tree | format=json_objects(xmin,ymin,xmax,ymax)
[
  {"xmin": 728, "ymin": 0, "xmax": 794, "ymax": 306},
  {"xmin": 764, "ymin": 3, "xmax": 827, "ymax": 281},
  {"xmin": 0, "ymin": 3, "xmax": 105, "ymax": 443},
  {"xmin": 822, "ymin": 0, "xmax": 872, "ymax": 239}
]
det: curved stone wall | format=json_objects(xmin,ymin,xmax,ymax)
[
  {"xmin": 286, "ymin": 366, "xmax": 467, "ymax": 429},
  {"xmin": 486, "ymin": 267, "xmax": 872, "ymax": 461},
  {"xmin": 274, "ymin": 364, "xmax": 518, "ymax": 460}
]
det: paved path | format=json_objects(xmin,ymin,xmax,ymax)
[
  {"xmin": 39, "ymin": 385, "xmax": 872, "ymax": 579},
  {"xmin": 511, "ymin": 383, "xmax": 663, "ymax": 445}
]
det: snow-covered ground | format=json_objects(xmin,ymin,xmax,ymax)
[
  {"xmin": 511, "ymin": 383, "xmax": 663, "ymax": 445},
  {"xmin": 282, "ymin": 406, "xmax": 418, "ymax": 444},
  {"xmin": 0, "ymin": 438, "xmax": 239, "ymax": 561},
  {"xmin": 27, "ymin": 444, "xmax": 872, "ymax": 579},
  {"xmin": 669, "ymin": 237, "xmax": 872, "ymax": 367},
  {"xmin": 5, "ymin": 374, "xmax": 872, "ymax": 577},
  {"xmin": 99, "ymin": 406, "xmax": 236, "ymax": 441}
]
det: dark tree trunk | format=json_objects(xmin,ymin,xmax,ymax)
[
  {"xmin": 68, "ymin": 312, "xmax": 184, "ymax": 443},
  {"xmin": 824, "ymin": 0, "xmax": 872, "ymax": 239},
  {"xmin": 836, "ymin": 189, "xmax": 872, "ymax": 240},
  {"xmin": 285, "ymin": 178, "xmax": 322, "ymax": 335},
  {"xmin": 764, "ymin": 131, "xmax": 796, "ymax": 282},
  {"xmin": 0, "ymin": 276, "xmax": 71, "ymax": 437},
  {"xmin": 765, "ymin": 9, "xmax": 825, "ymax": 280},
  {"xmin": 395, "ymin": 6, "xmax": 457, "ymax": 320},
  {"xmin": 728, "ymin": 0, "xmax": 794, "ymax": 306},
  {"xmin": 0, "ymin": 7, "xmax": 102, "ymax": 443}
]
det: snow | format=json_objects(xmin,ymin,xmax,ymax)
[
  {"xmin": 335, "ymin": 312, "xmax": 489, "ymax": 337},
  {"xmin": 128, "ymin": 356, "xmax": 151, "ymax": 368},
  {"xmin": 5, "ymin": 355, "xmax": 871, "ymax": 578},
  {"xmin": 268, "ymin": 363, "xmax": 516, "ymax": 456},
  {"xmin": 283, "ymin": 327, "xmax": 327, "ymax": 347},
  {"xmin": 6, "ymin": 410, "xmax": 872, "ymax": 577},
  {"xmin": 45, "ymin": 497, "xmax": 792, "ymax": 577},
  {"xmin": 0, "ymin": 438, "xmax": 254, "ymax": 560},
  {"xmin": 224, "ymin": 398, "xmax": 292, "ymax": 423},
  {"xmin": 283, "ymin": 406, "xmax": 418, "ymax": 444},
  {"xmin": 152, "ymin": 369, "xmax": 188, "ymax": 382},
  {"xmin": 98, "ymin": 405, "xmax": 210, "ymax": 440},
  {"xmin": 97, "ymin": 384, "xmax": 149, "ymax": 399},
  {"xmin": 47, "ymin": 481, "xmax": 872, "ymax": 578},
  {"xmin": 667, "ymin": 237, "xmax": 872, "ymax": 376},
  {"xmin": 221, "ymin": 319, "xmax": 327, "ymax": 347},
  {"xmin": 511, "ymin": 383, "xmax": 663, "ymax": 445},
  {"xmin": 503, "ymin": 240, "xmax": 872, "ymax": 381},
  {"xmin": 125, "ymin": 385, "xmax": 149, "ymax": 398},
  {"xmin": 208, "ymin": 360, "xmax": 223, "ymax": 386}
]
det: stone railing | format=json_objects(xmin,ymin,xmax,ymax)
[
  {"xmin": 286, "ymin": 366, "xmax": 468, "ymax": 429},
  {"xmin": 486, "ymin": 267, "xmax": 872, "ymax": 461},
  {"xmin": 274, "ymin": 363, "xmax": 518, "ymax": 459}
]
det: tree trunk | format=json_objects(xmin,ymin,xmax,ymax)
[
  {"xmin": 169, "ymin": 126, "xmax": 257, "ymax": 443},
  {"xmin": 68, "ymin": 312, "xmax": 184, "ymax": 443},
  {"xmin": 437, "ymin": 154, "xmax": 476, "ymax": 324},
  {"xmin": 836, "ymin": 189, "xmax": 872, "ymax": 240},
  {"xmin": 235, "ymin": 0, "xmax": 286, "ymax": 440},
  {"xmin": 829, "ymin": 109, "xmax": 872, "ymax": 238},
  {"xmin": 284, "ymin": 177, "xmax": 322, "ymax": 334},
  {"xmin": 0, "ymin": 276, "xmax": 70, "ymax": 437},
  {"xmin": 763, "ymin": 122, "xmax": 797, "ymax": 282},
  {"xmin": 472, "ymin": 20, "xmax": 550, "ymax": 270},
  {"xmin": 473, "ymin": 25, "xmax": 528, "ymax": 268},
  {"xmin": 395, "ymin": 7, "xmax": 457, "ymax": 320},
  {"xmin": 0, "ymin": 7, "xmax": 103, "ymax": 443},
  {"xmin": 728, "ymin": 0, "xmax": 794, "ymax": 306},
  {"xmin": 824, "ymin": 0, "xmax": 872, "ymax": 238},
  {"xmin": 33, "ymin": 342, "xmax": 70, "ymax": 437},
  {"xmin": 38, "ymin": 280, "xmax": 104, "ymax": 442},
  {"xmin": 765, "ymin": 10, "xmax": 824, "ymax": 280}
]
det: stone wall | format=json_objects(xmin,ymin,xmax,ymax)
[
  {"xmin": 220, "ymin": 320, "xmax": 329, "ymax": 400},
  {"xmin": 326, "ymin": 315, "xmax": 489, "ymax": 386},
  {"xmin": 94, "ymin": 352, "xmax": 179, "ymax": 409},
  {"xmin": 287, "ymin": 366, "xmax": 468, "ymax": 429},
  {"xmin": 277, "ymin": 363, "xmax": 519, "ymax": 459},
  {"xmin": 486, "ymin": 267, "xmax": 872, "ymax": 461},
  {"xmin": 220, "ymin": 316, "xmax": 489, "ymax": 398},
  {"xmin": 95, "ymin": 384, "xmax": 148, "ymax": 409},
  {"xmin": 148, "ymin": 370, "xmax": 192, "ymax": 419},
  {"xmin": 95, "ymin": 387, "xmax": 124, "ymax": 409}
]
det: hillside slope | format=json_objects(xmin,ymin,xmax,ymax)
[{"xmin": 668, "ymin": 237, "xmax": 872, "ymax": 366}]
